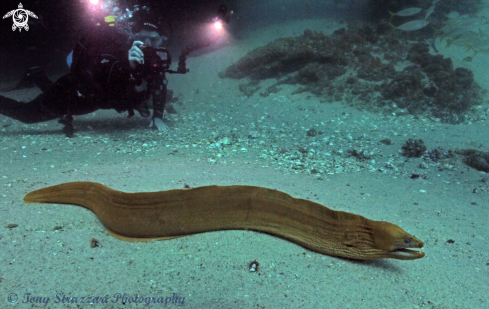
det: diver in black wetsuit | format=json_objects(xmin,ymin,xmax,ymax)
[
  {"xmin": 0, "ymin": 10, "xmax": 171, "ymax": 136},
  {"xmin": 0, "ymin": 4, "xmax": 231, "ymax": 137}
]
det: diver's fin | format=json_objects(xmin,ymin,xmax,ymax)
[{"xmin": 0, "ymin": 66, "xmax": 47, "ymax": 92}]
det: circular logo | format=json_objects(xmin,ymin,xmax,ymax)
[
  {"xmin": 8, "ymin": 293, "xmax": 18, "ymax": 304},
  {"xmin": 2, "ymin": 3, "xmax": 38, "ymax": 32}
]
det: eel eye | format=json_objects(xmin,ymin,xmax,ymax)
[{"xmin": 404, "ymin": 238, "xmax": 411, "ymax": 245}]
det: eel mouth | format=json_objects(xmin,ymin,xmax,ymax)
[
  {"xmin": 386, "ymin": 236, "xmax": 425, "ymax": 260},
  {"xmin": 389, "ymin": 248, "xmax": 425, "ymax": 260}
]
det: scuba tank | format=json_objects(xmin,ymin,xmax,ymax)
[{"xmin": 70, "ymin": 15, "xmax": 133, "ymax": 105}]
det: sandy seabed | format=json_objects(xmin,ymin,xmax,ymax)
[{"xmin": 1, "ymin": 18, "xmax": 488, "ymax": 308}]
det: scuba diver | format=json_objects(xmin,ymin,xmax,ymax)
[{"xmin": 0, "ymin": 4, "xmax": 230, "ymax": 137}]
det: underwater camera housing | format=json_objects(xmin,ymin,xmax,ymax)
[{"xmin": 139, "ymin": 45, "xmax": 171, "ymax": 79}]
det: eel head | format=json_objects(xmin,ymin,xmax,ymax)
[{"xmin": 371, "ymin": 221, "xmax": 425, "ymax": 260}]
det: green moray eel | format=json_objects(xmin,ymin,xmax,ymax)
[{"xmin": 24, "ymin": 182, "xmax": 425, "ymax": 260}]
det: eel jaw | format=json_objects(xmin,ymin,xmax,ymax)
[
  {"xmin": 389, "ymin": 248, "xmax": 425, "ymax": 260},
  {"xmin": 388, "ymin": 237, "xmax": 425, "ymax": 260}
]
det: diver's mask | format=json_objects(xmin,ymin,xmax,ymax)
[{"xmin": 133, "ymin": 32, "xmax": 167, "ymax": 47}]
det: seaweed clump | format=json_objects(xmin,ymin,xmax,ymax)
[
  {"xmin": 456, "ymin": 149, "xmax": 489, "ymax": 172},
  {"xmin": 220, "ymin": 26, "xmax": 485, "ymax": 124},
  {"xmin": 423, "ymin": 146, "xmax": 453, "ymax": 162},
  {"xmin": 401, "ymin": 139, "xmax": 427, "ymax": 158},
  {"xmin": 221, "ymin": 29, "xmax": 351, "ymax": 85},
  {"xmin": 382, "ymin": 43, "xmax": 483, "ymax": 123}
]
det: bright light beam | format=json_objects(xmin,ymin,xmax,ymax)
[{"xmin": 213, "ymin": 20, "xmax": 223, "ymax": 31}]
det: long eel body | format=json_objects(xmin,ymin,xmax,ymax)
[{"xmin": 23, "ymin": 182, "xmax": 425, "ymax": 260}]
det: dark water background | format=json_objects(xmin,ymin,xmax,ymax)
[{"xmin": 0, "ymin": 0, "xmax": 367, "ymax": 82}]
